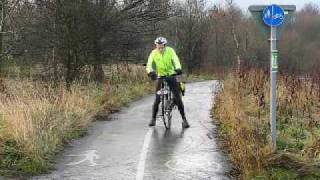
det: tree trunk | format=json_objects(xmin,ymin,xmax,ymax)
[
  {"xmin": 92, "ymin": 40, "xmax": 105, "ymax": 83},
  {"xmin": 0, "ymin": 2, "xmax": 6, "ymax": 73},
  {"xmin": 93, "ymin": 64, "xmax": 104, "ymax": 83},
  {"xmin": 66, "ymin": 50, "xmax": 75, "ymax": 90}
]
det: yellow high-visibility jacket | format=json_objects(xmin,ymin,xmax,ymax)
[{"xmin": 146, "ymin": 46, "xmax": 182, "ymax": 76}]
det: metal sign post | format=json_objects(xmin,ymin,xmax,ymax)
[
  {"xmin": 249, "ymin": 4, "xmax": 296, "ymax": 152},
  {"xmin": 264, "ymin": 4, "xmax": 285, "ymax": 152},
  {"xmin": 270, "ymin": 26, "xmax": 278, "ymax": 151}
]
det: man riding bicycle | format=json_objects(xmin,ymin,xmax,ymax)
[{"xmin": 146, "ymin": 37, "xmax": 190, "ymax": 128}]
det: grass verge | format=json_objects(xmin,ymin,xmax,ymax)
[
  {"xmin": 213, "ymin": 69, "xmax": 320, "ymax": 179},
  {"xmin": 0, "ymin": 64, "xmax": 153, "ymax": 177}
]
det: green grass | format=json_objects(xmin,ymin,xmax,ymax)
[{"xmin": 267, "ymin": 167, "xmax": 298, "ymax": 180}]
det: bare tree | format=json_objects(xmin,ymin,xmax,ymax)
[
  {"xmin": 225, "ymin": 0, "xmax": 244, "ymax": 72},
  {"xmin": 0, "ymin": 0, "xmax": 21, "ymax": 62}
]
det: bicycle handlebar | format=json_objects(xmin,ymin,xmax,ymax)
[{"xmin": 156, "ymin": 74, "xmax": 177, "ymax": 79}]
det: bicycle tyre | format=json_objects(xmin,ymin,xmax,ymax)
[
  {"xmin": 162, "ymin": 94, "xmax": 172, "ymax": 129},
  {"xmin": 163, "ymin": 95, "xmax": 173, "ymax": 129},
  {"xmin": 165, "ymin": 100, "xmax": 172, "ymax": 129}
]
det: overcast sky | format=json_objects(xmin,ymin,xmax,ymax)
[{"xmin": 211, "ymin": 0, "xmax": 320, "ymax": 12}]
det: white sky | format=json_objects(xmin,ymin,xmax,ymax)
[{"xmin": 211, "ymin": 0, "xmax": 320, "ymax": 12}]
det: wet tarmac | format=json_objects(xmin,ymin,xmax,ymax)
[{"xmin": 31, "ymin": 81, "xmax": 231, "ymax": 180}]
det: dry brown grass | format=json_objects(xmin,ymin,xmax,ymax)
[
  {"xmin": 214, "ymin": 69, "xmax": 320, "ymax": 179},
  {"xmin": 0, "ymin": 64, "xmax": 152, "ymax": 175},
  {"xmin": 0, "ymin": 80, "xmax": 102, "ymax": 174},
  {"xmin": 214, "ymin": 70, "xmax": 272, "ymax": 177}
]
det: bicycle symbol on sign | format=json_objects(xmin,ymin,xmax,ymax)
[{"xmin": 265, "ymin": 10, "xmax": 284, "ymax": 21}]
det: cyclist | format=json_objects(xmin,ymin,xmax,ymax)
[{"xmin": 146, "ymin": 37, "xmax": 190, "ymax": 128}]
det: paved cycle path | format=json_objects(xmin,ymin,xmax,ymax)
[{"xmin": 33, "ymin": 81, "xmax": 231, "ymax": 180}]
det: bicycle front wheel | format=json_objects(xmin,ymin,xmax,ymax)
[
  {"xmin": 161, "ymin": 95, "xmax": 172, "ymax": 129},
  {"xmin": 162, "ymin": 98, "xmax": 172, "ymax": 129}
]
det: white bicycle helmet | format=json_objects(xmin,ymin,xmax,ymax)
[{"xmin": 154, "ymin": 37, "xmax": 167, "ymax": 45}]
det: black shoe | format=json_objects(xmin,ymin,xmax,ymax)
[
  {"xmin": 182, "ymin": 119, "xmax": 190, "ymax": 128},
  {"xmin": 149, "ymin": 119, "xmax": 156, "ymax": 127}
]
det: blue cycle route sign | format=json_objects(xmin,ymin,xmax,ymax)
[{"xmin": 263, "ymin": 4, "xmax": 285, "ymax": 27}]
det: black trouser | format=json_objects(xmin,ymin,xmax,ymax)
[{"xmin": 152, "ymin": 76, "xmax": 186, "ymax": 120}]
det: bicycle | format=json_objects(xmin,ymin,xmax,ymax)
[{"xmin": 157, "ymin": 76, "xmax": 176, "ymax": 129}]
